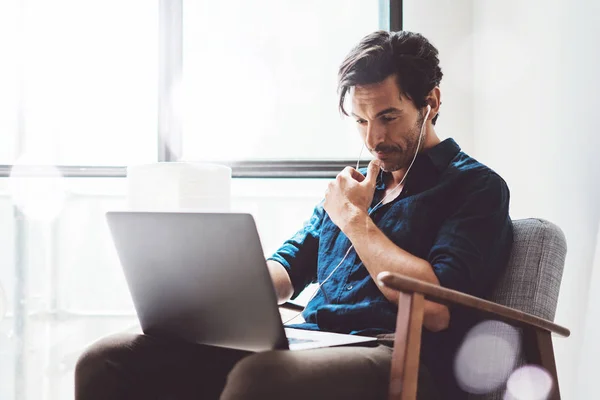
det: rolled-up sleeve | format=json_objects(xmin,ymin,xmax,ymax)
[
  {"xmin": 267, "ymin": 202, "xmax": 324, "ymax": 299},
  {"xmin": 428, "ymin": 172, "xmax": 513, "ymax": 297}
]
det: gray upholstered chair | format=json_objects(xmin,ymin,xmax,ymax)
[{"xmin": 379, "ymin": 218, "xmax": 569, "ymax": 400}]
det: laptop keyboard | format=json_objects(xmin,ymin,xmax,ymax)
[{"xmin": 287, "ymin": 337, "xmax": 317, "ymax": 345}]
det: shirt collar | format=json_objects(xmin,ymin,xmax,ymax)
[{"xmin": 425, "ymin": 138, "xmax": 461, "ymax": 172}]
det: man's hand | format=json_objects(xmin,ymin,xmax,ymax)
[{"xmin": 324, "ymin": 160, "xmax": 380, "ymax": 232}]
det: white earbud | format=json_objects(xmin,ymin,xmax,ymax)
[{"xmin": 420, "ymin": 105, "xmax": 431, "ymax": 139}]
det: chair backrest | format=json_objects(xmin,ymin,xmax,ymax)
[
  {"xmin": 467, "ymin": 218, "xmax": 567, "ymax": 400},
  {"xmin": 488, "ymin": 218, "xmax": 567, "ymax": 319}
]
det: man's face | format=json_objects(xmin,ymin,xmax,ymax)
[{"xmin": 351, "ymin": 74, "xmax": 424, "ymax": 173}]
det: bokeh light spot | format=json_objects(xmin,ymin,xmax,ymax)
[
  {"xmin": 505, "ymin": 365, "xmax": 553, "ymax": 400},
  {"xmin": 454, "ymin": 320, "xmax": 521, "ymax": 394}
]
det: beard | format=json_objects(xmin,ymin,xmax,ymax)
[{"xmin": 372, "ymin": 114, "xmax": 425, "ymax": 173}]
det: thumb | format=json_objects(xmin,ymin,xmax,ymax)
[{"xmin": 363, "ymin": 160, "xmax": 381, "ymax": 187}]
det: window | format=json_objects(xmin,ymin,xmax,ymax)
[
  {"xmin": 0, "ymin": 0, "xmax": 158, "ymax": 167},
  {"xmin": 0, "ymin": 1, "xmax": 19, "ymax": 165},
  {"xmin": 182, "ymin": 0, "xmax": 385, "ymax": 162},
  {"xmin": 0, "ymin": 2, "xmax": 400, "ymax": 399}
]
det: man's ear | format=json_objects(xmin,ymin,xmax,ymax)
[{"xmin": 425, "ymin": 87, "xmax": 441, "ymax": 121}]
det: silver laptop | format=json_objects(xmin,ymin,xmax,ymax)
[{"xmin": 105, "ymin": 211, "xmax": 376, "ymax": 351}]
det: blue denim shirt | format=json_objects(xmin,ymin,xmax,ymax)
[{"xmin": 268, "ymin": 138, "xmax": 513, "ymax": 396}]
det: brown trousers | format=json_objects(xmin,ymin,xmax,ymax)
[{"xmin": 75, "ymin": 333, "xmax": 440, "ymax": 400}]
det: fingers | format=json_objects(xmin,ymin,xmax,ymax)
[
  {"xmin": 350, "ymin": 168, "xmax": 365, "ymax": 182},
  {"xmin": 339, "ymin": 166, "xmax": 365, "ymax": 183},
  {"xmin": 363, "ymin": 160, "xmax": 381, "ymax": 187}
]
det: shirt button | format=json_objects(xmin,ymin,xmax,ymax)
[{"xmin": 346, "ymin": 284, "xmax": 353, "ymax": 290}]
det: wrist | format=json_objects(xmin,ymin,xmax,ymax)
[{"xmin": 341, "ymin": 207, "xmax": 370, "ymax": 239}]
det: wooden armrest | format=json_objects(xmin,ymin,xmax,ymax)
[{"xmin": 377, "ymin": 271, "xmax": 570, "ymax": 338}]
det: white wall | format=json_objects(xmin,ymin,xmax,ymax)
[
  {"xmin": 555, "ymin": 1, "xmax": 600, "ymax": 398},
  {"xmin": 472, "ymin": 1, "xmax": 600, "ymax": 398},
  {"xmin": 407, "ymin": 0, "xmax": 600, "ymax": 398},
  {"xmin": 403, "ymin": 0, "xmax": 475, "ymax": 153}
]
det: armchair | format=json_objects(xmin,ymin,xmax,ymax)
[{"xmin": 378, "ymin": 218, "xmax": 569, "ymax": 400}]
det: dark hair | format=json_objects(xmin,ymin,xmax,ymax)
[{"xmin": 338, "ymin": 30, "xmax": 443, "ymax": 125}]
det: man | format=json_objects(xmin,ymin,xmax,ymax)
[{"xmin": 75, "ymin": 31, "xmax": 512, "ymax": 399}]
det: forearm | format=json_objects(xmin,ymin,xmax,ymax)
[
  {"xmin": 343, "ymin": 211, "xmax": 450, "ymax": 331},
  {"xmin": 266, "ymin": 260, "xmax": 294, "ymax": 305}
]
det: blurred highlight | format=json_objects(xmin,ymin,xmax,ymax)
[
  {"xmin": 8, "ymin": 156, "xmax": 67, "ymax": 221},
  {"xmin": 454, "ymin": 320, "xmax": 521, "ymax": 394},
  {"xmin": 504, "ymin": 365, "xmax": 553, "ymax": 400}
]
